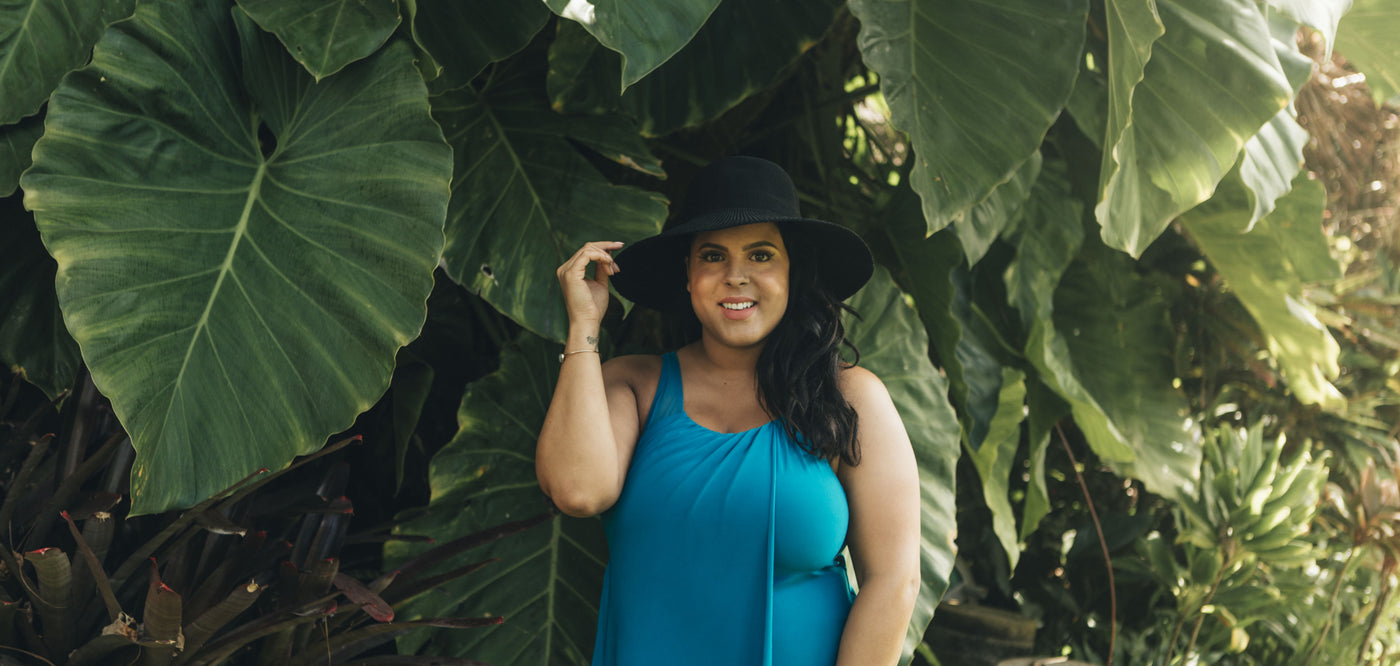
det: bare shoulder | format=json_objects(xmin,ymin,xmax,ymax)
[
  {"xmin": 838, "ymin": 364, "xmax": 892, "ymax": 406},
  {"xmin": 602, "ymin": 353, "xmax": 662, "ymax": 386}
]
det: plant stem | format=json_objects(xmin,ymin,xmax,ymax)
[
  {"xmin": 1163, "ymin": 552, "xmax": 1226, "ymax": 666},
  {"xmin": 1056, "ymin": 424, "xmax": 1117, "ymax": 666},
  {"xmin": 1358, "ymin": 559, "xmax": 1397, "ymax": 664},
  {"xmin": 1303, "ymin": 547, "xmax": 1357, "ymax": 666}
]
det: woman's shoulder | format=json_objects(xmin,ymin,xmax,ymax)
[
  {"xmin": 602, "ymin": 353, "xmax": 664, "ymax": 388},
  {"xmin": 837, "ymin": 364, "xmax": 894, "ymax": 409}
]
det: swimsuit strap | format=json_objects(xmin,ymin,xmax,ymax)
[{"xmin": 643, "ymin": 352, "xmax": 685, "ymax": 424}]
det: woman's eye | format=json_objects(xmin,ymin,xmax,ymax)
[
  {"xmin": 750, "ymin": 251, "xmax": 773, "ymax": 262},
  {"xmin": 701, "ymin": 251, "xmax": 724, "ymax": 262}
]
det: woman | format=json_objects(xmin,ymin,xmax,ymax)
[{"xmin": 536, "ymin": 156, "xmax": 920, "ymax": 665}]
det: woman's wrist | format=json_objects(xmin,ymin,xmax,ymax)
[{"xmin": 564, "ymin": 326, "xmax": 601, "ymax": 353}]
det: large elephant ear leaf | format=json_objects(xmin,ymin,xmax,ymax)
[
  {"xmin": 1008, "ymin": 162, "xmax": 1198, "ymax": 497},
  {"xmin": 847, "ymin": 0, "xmax": 1087, "ymax": 235},
  {"xmin": 844, "ymin": 267, "xmax": 960, "ymax": 664},
  {"xmin": 1096, "ymin": 0, "xmax": 1293, "ymax": 257},
  {"xmin": 548, "ymin": 0, "xmax": 843, "ymax": 137},
  {"xmin": 21, "ymin": 0, "xmax": 451, "ymax": 514},
  {"xmin": 543, "ymin": 0, "xmax": 720, "ymax": 90},
  {"xmin": 0, "ymin": 0, "xmax": 136, "ymax": 125},
  {"xmin": 1180, "ymin": 172, "xmax": 1344, "ymax": 409},
  {"xmin": 0, "ymin": 196, "xmax": 79, "ymax": 399},
  {"xmin": 1334, "ymin": 0, "xmax": 1400, "ymax": 105},
  {"xmin": 435, "ymin": 59, "xmax": 667, "ymax": 343},
  {"xmin": 235, "ymin": 0, "xmax": 402, "ymax": 80},
  {"xmin": 411, "ymin": 0, "xmax": 549, "ymax": 92},
  {"xmin": 387, "ymin": 333, "xmax": 605, "ymax": 665}
]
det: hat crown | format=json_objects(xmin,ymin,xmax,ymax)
[{"xmin": 676, "ymin": 156, "xmax": 801, "ymax": 223}]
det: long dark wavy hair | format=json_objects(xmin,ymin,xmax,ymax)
[{"xmin": 755, "ymin": 226, "xmax": 863, "ymax": 466}]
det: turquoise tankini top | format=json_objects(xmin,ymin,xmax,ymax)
[{"xmin": 592, "ymin": 352, "xmax": 854, "ymax": 665}]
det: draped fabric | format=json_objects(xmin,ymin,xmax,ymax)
[{"xmin": 593, "ymin": 353, "xmax": 853, "ymax": 665}]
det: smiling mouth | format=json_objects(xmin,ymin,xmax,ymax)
[{"xmin": 721, "ymin": 302, "xmax": 755, "ymax": 311}]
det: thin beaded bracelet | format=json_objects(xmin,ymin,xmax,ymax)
[{"xmin": 558, "ymin": 349, "xmax": 600, "ymax": 362}]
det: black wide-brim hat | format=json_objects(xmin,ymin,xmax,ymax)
[{"xmin": 612, "ymin": 156, "xmax": 874, "ymax": 313}]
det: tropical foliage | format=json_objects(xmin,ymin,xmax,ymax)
[{"xmin": 2, "ymin": 0, "xmax": 1399, "ymax": 664}]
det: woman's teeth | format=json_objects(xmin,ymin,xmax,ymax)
[{"xmin": 721, "ymin": 302, "xmax": 755, "ymax": 310}]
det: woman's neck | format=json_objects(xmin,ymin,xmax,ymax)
[{"xmin": 689, "ymin": 335, "xmax": 764, "ymax": 378}]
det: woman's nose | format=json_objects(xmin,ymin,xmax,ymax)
[{"xmin": 725, "ymin": 264, "xmax": 749, "ymax": 285}]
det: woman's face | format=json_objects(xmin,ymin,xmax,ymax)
[{"xmin": 686, "ymin": 222, "xmax": 790, "ymax": 351}]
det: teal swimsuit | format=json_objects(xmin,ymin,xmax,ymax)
[{"xmin": 593, "ymin": 352, "xmax": 854, "ymax": 664}]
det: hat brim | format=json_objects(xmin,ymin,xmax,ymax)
[{"xmin": 612, "ymin": 212, "xmax": 874, "ymax": 313}]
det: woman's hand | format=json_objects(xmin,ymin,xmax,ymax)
[{"xmin": 556, "ymin": 241, "xmax": 624, "ymax": 330}]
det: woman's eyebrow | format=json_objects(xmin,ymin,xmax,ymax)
[{"xmin": 743, "ymin": 240, "xmax": 778, "ymax": 251}]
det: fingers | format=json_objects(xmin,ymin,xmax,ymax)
[{"xmin": 557, "ymin": 241, "xmax": 624, "ymax": 282}]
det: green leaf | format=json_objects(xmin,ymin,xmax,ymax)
[
  {"xmin": 1334, "ymin": 0, "xmax": 1400, "ymax": 105},
  {"xmin": 1180, "ymin": 172, "xmax": 1344, "ymax": 408},
  {"xmin": 1022, "ymin": 378, "xmax": 1067, "ymax": 540},
  {"xmin": 543, "ymin": 0, "xmax": 720, "ymax": 90},
  {"xmin": 847, "ymin": 0, "xmax": 1086, "ymax": 234},
  {"xmin": 387, "ymin": 335, "xmax": 605, "ymax": 665},
  {"xmin": 2, "ymin": 113, "xmax": 43, "ymax": 196},
  {"xmin": 952, "ymin": 152, "xmax": 1041, "ymax": 266},
  {"xmin": 1096, "ymin": 0, "xmax": 1293, "ymax": 256},
  {"xmin": 0, "ymin": 0, "xmax": 136, "ymax": 125},
  {"xmin": 1051, "ymin": 243, "xmax": 1199, "ymax": 496},
  {"xmin": 864, "ymin": 187, "xmax": 973, "ymax": 422},
  {"xmin": 1009, "ymin": 162, "xmax": 1198, "ymax": 497},
  {"xmin": 965, "ymin": 368, "xmax": 1027, "ymax": 570},
  {"xmin": 549, "ymin": 0, "xmax": 843, "ymax": 136},
  {"xmin": 1265, "ymin": 0, "xmax": 1351, "ymax": 58},
  {"xmin": 1237, "ymin": 15, "xmax": 1315, "ymax": 226},
  {"xmin": 1239, "ymin": 110, "xmax": 1309, "ymax": 228},
  {"xmin": 435, "ymin": 60, "xmax": 666, "ymax": 343},
  {"xmin": 21, "ymin": 0, "xmax": 452, "ymax": 514},
  {"xmin": 844, "ymin": 267, "xmax": 961, "ymax": 664},
  {"xmin": 235, "ymin": 0, "xmax": 402, "ymax": 81},
  {"xmin": 390, "ymin": 358, "xmax": 433, "ymax": 494},
  {"xmin": 0, "ymin": 196, "xmax": 79, "ymax": 399},
  {"xmin": 412, "ymin": 0, "xmax": 549, "ymax": 92}
]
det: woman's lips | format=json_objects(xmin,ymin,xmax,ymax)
[{"xmin": 720, "ymin": 299, "xmax": 756, "ymax": 320}]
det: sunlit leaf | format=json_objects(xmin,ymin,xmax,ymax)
[
  {"xmin": 435, "ymin": 58, "xmax": 666, "ymax": 343},
  {"xmin": 1096, "ymin": 0, "xmax": 1292, "ymax": 256},
  {"xmin": 1180, "ymin": 172, "xmax": 1344, "ymax": 408},
  {"xmin": 1008, "ymin": 162, "xmax": 1198, "ymax": 497},
  {"xmin": 965, "ymin": 368, "xmax": 1026, "ymax": 570},
  {"xmin": 22, "ymin": 0, "xmax": 451, "ymax": 513},
  {"xmin": 1334, "ymin": 0, "xmax": 1400, "ymax": 105},
  {"xmin": 0, "ymin": 195, "xmax": 79, "ymax": 398},
  {"xmin": 543, "ymin": 0, "xmax": 720, "ymax": 90},
  {"xmin": 387, "ymin": 334, "xmax": 604, "ymax": 665},
  {"xmin": 236, "ymin": 0, "xmax": 402, "ymax": 81},
  {"xmin": 1051, "ymin": 243, "xmax": 1199, "ymax": 495},
  {"xmin": 1237, "ymin": 14, "xmax": 1315, "ymax": 227},
  {"xmin": 848, "ymin": 0, "xmax": 1086, "ymax": 234},
  {"xmin": 844, "ymin": 267, "xmax": 960, "ymax": 664},
  {"xmin": 1022, "ymin": 378, "xmax": 1067, "ymax": 540},
  {"xmin": 0, "ymin": 0, "xmax": 136, "ymax": 125},
  {"xmin": 1264, "ymin": 0, "xmax": 1351, "ymax": 58}
]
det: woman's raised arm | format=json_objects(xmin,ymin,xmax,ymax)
[{"xmin": 536, "ymin": 242, "xmax": 643, "ymax": 517}]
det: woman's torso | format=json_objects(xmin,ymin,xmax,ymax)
[{"xmin": 591, "ymin": 351, "xmax": 853, "ymax": 665}]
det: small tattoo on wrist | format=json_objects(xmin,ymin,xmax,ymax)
[{"xmin": 586, "ymin": 335, "xmax": 598, "ymax": 347}]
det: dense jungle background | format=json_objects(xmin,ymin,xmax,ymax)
[{"xmin": 2, "ymin": 0, "xmax": 1399, "ymax": 664}]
